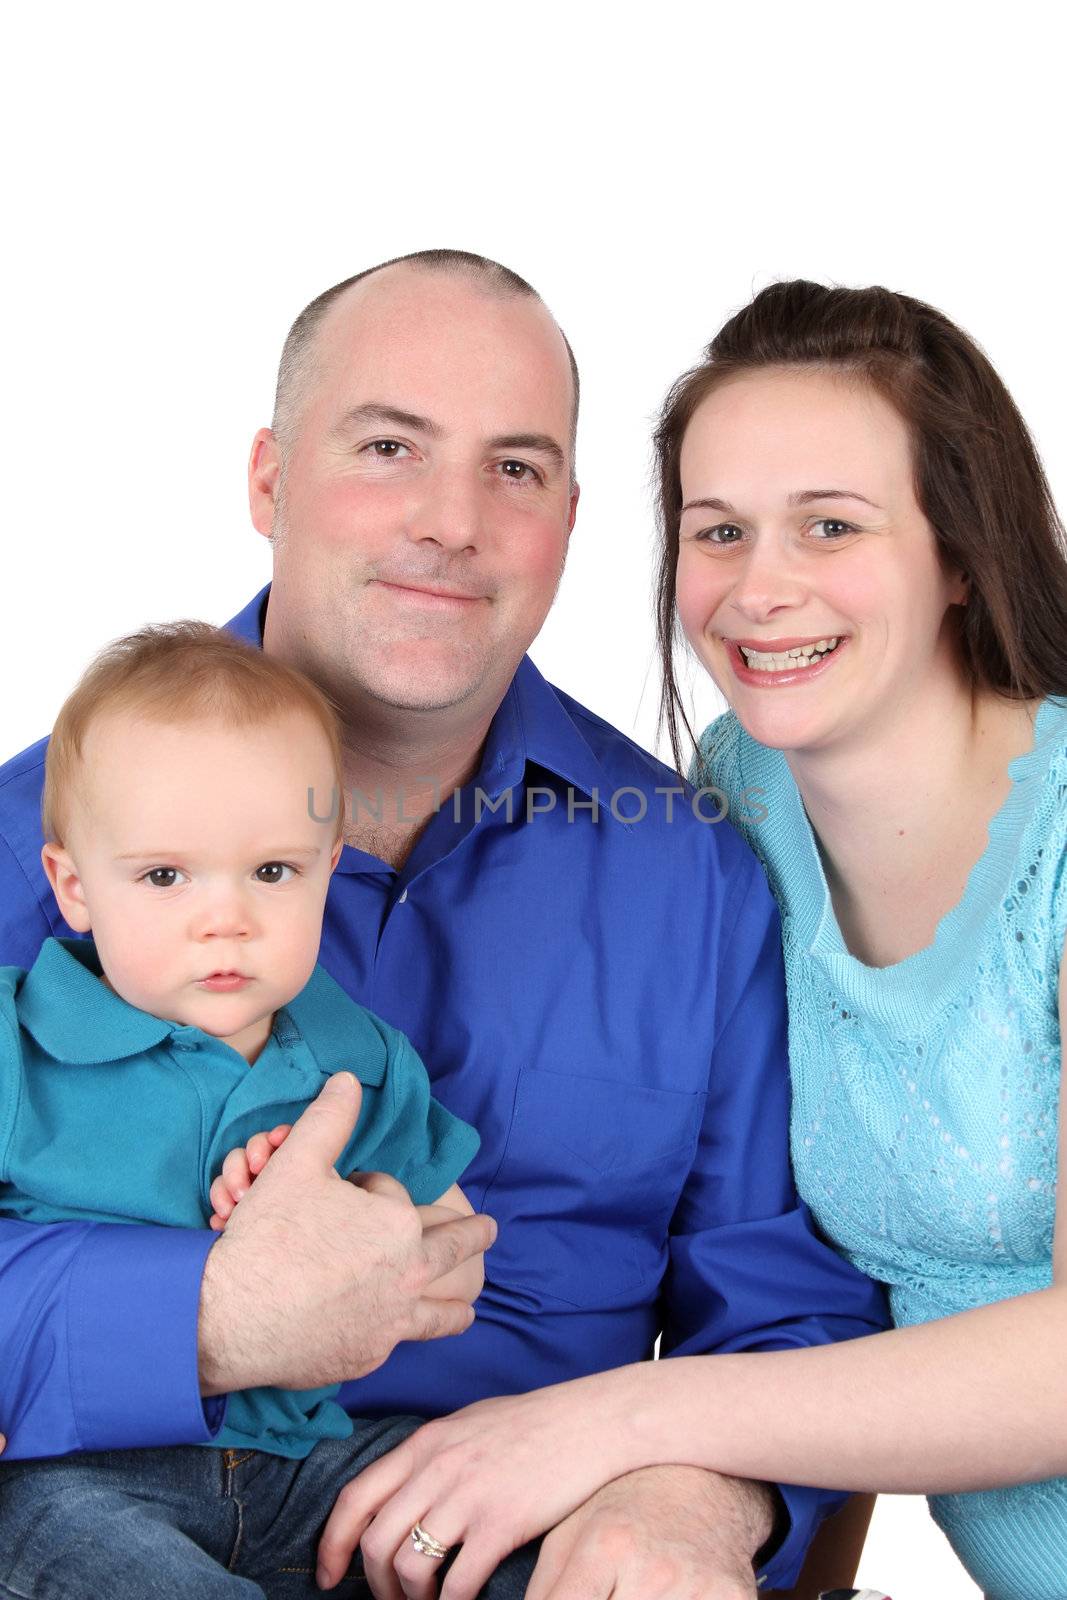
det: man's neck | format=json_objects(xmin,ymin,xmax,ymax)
[{"xmin": 338, "ymin": 711, "xmax": 495, "ymax": 869}]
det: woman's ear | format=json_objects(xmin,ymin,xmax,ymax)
[{"xmin": 40, "ymin": 842, "xmax": 92, "ymax": 932}]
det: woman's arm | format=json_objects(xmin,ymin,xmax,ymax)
[
  {"xmin": 311, "ymin": 942, "xmax": 1067, "ymax": 1598},
  {"xmin": 621, "ymin": 940, "xmax": 1067, "ymax": 1495}
]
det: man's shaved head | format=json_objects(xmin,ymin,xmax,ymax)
[{"xmin": 271, "ymin": 249, "xmax": 580, "ymax": 469}]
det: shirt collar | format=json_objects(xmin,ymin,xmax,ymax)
[
  {"xmin": 278, "ymin": 963, "xmax": 386, "ymax": 1086},
  {"xmin": 19, "ymin": 937, "xmax": 386, "ymax": 1087},
  {"xmin": 225, "ymin": 584, "xmax": 611, "ymax": 803},
  {"xmin": 19, "ymin": 939, "xmax": 175, "ymax": 1063}
]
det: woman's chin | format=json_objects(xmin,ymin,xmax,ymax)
[{"xmin": 726, "ymin": 693, "xmax": 832, "ymax": 754}]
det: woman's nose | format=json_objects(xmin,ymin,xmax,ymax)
[{"xmin": 727, "ymin": 539, "xmax": 807, "ymax": 623}]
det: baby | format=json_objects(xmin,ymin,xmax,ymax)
[{"xmin": 0, "ymin": 622, "xmax": 483, "ymax": 1597}]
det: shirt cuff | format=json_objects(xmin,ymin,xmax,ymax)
[
  {"xmin": 755, "ymin": 1483, "xmax": 845, "ymax": 1589},
  {"xmin": 67, "ymin": 1224, "xmax": 227, "ymax": 1450}
]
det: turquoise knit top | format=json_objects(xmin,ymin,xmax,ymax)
[{"xmin": 697, "ymin": 698, "xmax": 1067, "ymax": 1600}]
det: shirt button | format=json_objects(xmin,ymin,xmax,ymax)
[{"xmin": 398, "ymin": 889, "xmax": 408, "ymax": 904}]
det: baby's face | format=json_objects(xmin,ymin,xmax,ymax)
[{"xmin": 50, "ymin": 709, "xmax": 342, "ymax": 1060}]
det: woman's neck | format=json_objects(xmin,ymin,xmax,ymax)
[{"xmin": 784, "ymin": 677, "xmax": 1040, "ymax": 967}]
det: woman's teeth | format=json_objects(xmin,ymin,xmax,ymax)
[{"xmin": 738, "ymin": 638, "xmax": 840, "ymax": 672}]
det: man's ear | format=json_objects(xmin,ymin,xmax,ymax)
[
  {"xmin": 41, "ymin": 842, "xmax": 92, "ymax": 932},
  {"xmin": 567, "ymin": 481, "xmax": 580, "ymax": 536},
  {"xmin": 249, "ymin": 428, "xmax": 283, "ymax": 541}
]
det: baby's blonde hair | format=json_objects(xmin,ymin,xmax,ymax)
[{"xmin": 42, "ymin": 621, "xmax": 346, "ymax": 847}]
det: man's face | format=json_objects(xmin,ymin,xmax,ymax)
[{"xmin": 250, "ymin": 267, "xmax": 579, "ymax": 722}]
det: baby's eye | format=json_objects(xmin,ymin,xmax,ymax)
[
  {"xmin": 254, "ymin": 862, "xmax": 296, "ymax": 885},
  {"xmin": 143, "ymin": 867, "xmax": 185, "ymax": 888}
]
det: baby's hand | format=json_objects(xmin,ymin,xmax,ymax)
[{"xmin": 208, "ymin": 1124, "xmax": 292, "ymax": 1231}]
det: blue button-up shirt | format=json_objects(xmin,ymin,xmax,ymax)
[{"xmin": 0, "ymin": 586, "xmax": 887, "ymax": 1585}]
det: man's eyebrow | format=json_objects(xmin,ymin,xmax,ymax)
[
  {"xmin": 680, "ymin": 489, "xmax": 882, "ymax": 514},
  {"xmin": 487, "ymin": 433, "xmax": 567, "ymax": 474},
  {"xmin": 333, "ymin": 403, "xmax": 444, "ymax": 439}
]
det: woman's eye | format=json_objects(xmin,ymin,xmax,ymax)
[
  {"xmin": 143, "ymin": 867, "xmax": 184, "ymax": 888},
  {"xmin": 697, "ymin": 523, "xmax": 745, "ymax": 545},
  {"xmin": 254, "ymin": 862, "xmax": 296, "ymax": 885},
  {"xmin": 810, "ymin": 518, "xmax": 856, "ymax": 539}
]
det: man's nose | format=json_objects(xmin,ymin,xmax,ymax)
[{"xmin": 405, "ymin": 465, "xmax": 483, "ymax": 552}]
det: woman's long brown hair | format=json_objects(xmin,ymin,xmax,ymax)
[{"xmin": 654, "ymin": 281, "xmax": 1067, "ymax": 774}]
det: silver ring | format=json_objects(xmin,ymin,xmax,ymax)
[{"xmin": 411, "ymin": 1522, "xmax": 450, "ymax": 1560}]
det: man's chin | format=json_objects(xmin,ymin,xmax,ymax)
[{"xmin": 353, "ymin": 652, "xmax": 501, "ymax": 716}]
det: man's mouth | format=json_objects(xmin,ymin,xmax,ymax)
[{"xmin": 373, "ymin": 579, "xmax": 485, "ymax": 605}]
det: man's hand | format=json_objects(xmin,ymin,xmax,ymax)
[
  {"xmin": 351, "ymin": 1173, "xmax": 484, "ymax": 1304},
  {"xmin": 526, "ymin": 1465, "xmax": 772, "ymax": 1600},
  {"xmin": 197, "ymin": 1072, "xmax": 496, "ymax": 1395},
  {"xmin": 208, "ymin": 1123, "xmax": 292, "ymax": 1230}
]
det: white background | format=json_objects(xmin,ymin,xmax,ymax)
[{"xmin": 5, "ymin": 3, "xmax": 1064, "ymax": 1591}]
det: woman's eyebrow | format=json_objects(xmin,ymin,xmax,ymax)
[
  {"xmin": 680, "ymin": 489, "xmax": 884, "ymax": 516},
  {"xmin": 680, "ymin": 496, "xmax": 735, "ymax": 515},
  {"xmin": 789, "ymin": 488, "xmax": 882, "ymax": 508}
]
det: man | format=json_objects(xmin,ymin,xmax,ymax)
[{"xmin": 0, "ymin": 250, "xmax": 886, "ymax": 1595}]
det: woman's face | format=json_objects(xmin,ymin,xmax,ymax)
[{"xmin": 676, "ymin": 366, "xmax": 968, "ymax": 756}]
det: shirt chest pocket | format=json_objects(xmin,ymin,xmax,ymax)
[{"xmin": 481, "ymin": 1066, "xmax": 706, "ymax": 1309}]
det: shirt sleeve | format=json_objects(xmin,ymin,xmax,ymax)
[
  {"xmin": 660, "ymin": 849, "xmax": 891, "ymax": 1589},
  {"xmin": 0, "ymin": 1218, "xmax": 225, "ymax": 1459},
  {"xmin": 342, "ymin": 1035, "xmax": 481, "ymax": 1206}
]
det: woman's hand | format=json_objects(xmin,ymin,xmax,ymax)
[{"xmin": 315, "ymin": 1374, "xmax": 638, "ymax": 1597}]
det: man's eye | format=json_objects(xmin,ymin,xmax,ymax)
[
  {"xmin": 143, "ymin": 867, "xmax": 184, "ymax": 888},
  {"xmin": 254, "ymin": 862, "xmax": 296, "ymax": 884},
  {"xmin": 366, "ymin": 439, "xmax": 409, "ymax": 459},
  {"xmin": 498, "ymin": 460, "xmax": 537, "ymax": 483}
]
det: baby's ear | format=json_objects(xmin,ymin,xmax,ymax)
[
  {"xmin": 329, "ymin": 836, "xmax": 344, "ymax": 871},
  {"xmin": 40, "ymin": 842, "xmax": 92, "ymax": 932}
]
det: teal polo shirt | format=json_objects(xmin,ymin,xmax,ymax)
[{"xmin": 0, "ymin": 937, "xmax": 479, "ymax": 1458}]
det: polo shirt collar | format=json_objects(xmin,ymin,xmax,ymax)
[
  {"xmin": 279, "ymin": 963, "xmax": 386, "ymax": 1086},
  {"xmin": 226, "ymin": 584, "xmax": 611, "ymax": 802},
  {"xmin": 19, "ymin": 939, "xmax": 174, "ymax": 1064}
]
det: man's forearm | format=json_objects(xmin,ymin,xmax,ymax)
[{"xmin": 1, "ymin": 1217, "xmax": 217, "ymax": 1457}]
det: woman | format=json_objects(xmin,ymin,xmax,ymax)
[{"xmin": 315, "ymin": 285, "xmax": 1067, "ymax": 1600}]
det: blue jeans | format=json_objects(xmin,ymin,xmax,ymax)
[{"xmin": 0, "ymin": 1418, "xmax": 538, "ymax": 1598}]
